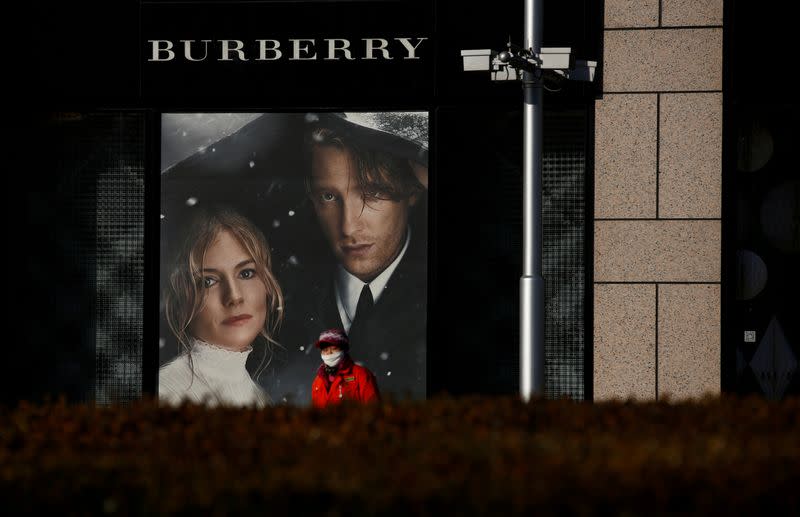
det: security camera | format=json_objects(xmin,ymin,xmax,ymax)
[
  {"xmin": 552, "ymin": 60, "xmax": 597, "ymax": 82},
  {"xmin": 460, "ymin": 49, "xmax": 494, "ymax": 72},
  {"xmin": 460, "ymin": 46, "xmax": 596, "ymax": 83}
]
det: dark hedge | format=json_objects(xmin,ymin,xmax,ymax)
[{"xmin": 2, "ymin": 395, "xmax": 798, "ymax": 515}]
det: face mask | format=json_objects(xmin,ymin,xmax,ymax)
[{"xmin": 322, "ymin": 350, "xmax": 344, "ymax": 367}]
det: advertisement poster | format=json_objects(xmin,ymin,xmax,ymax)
[{"xmin": 159, "ymin": 112, "xmax": 428, "ymax": 406}]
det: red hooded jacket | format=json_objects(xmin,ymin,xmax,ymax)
[{"xmin": 311, "ymin": 355, "xmax": 380, "ymax": 408}]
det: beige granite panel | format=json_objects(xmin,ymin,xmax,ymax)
[
  {"xmin": 662, "ymin": 0, "xmax": 724, "ymax": 27},
  {"xmin": 594, "ymin": 284, "xmax": 656, "ymax": 401},
  {"xmin": 658, "ymin": 284, "xmax": 721, "ymax": 400},
  {"xmin": 659, "ymin": 93, "xmax": 722, "ymax": 218},
  {"xmin": 605, "ymin": 0, "xmax": 659, "ymax": 28},
  {"xmin": 604, "ymin": 29, "xmax": 722, "ymax": 91},
  {"xmin": 595, "ymin": 94, "xmax": 658, "ymax": 218},
  {"xmin": 594, "ymin": 220, "xmax": 720, "ymax": 282}
]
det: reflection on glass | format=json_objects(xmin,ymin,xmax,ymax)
[
  {"xmin": 737, "ymin": 119, "xmax": 773, "ymax": 173},
  {"xmin": 735, "ymin": 249, "xmax": 768, "ymax": 301},
  {"xmin": 760, "ymin": 179, "xmax": 800, "ymax": 254}
]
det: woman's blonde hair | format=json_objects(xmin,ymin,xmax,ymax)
[{"xmin": 164, "ymin": 207, "xmax": 284, "ymax": 382}]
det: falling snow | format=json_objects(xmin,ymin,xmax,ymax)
[
  {"xmin": 380, "ymin": 352, "xmax": 389, "ymax": 360},
  {"xmin": 288, "ymin": 210, "xmax": 295, "ymax": 216},
  {"xmin": 186, "ymin": 197, "xmax": 198, "ymax": 206},
  {"xmin": 249, "ymin": 160, "xmax": 255, "ymax": 168},
  {"xmin": 272, "ymin": 219, "xmax": 280, "ymax": 228},
  {"xmin": 300, "ymin": 346, "xmax": 305, "ymax": 352},
  {"xmin": 288, "ymin": 256, "xmax": 299, "ymax": 265},
  {"xmin": 159, "ymin": 338, "xmax": 165, "ymax": 349}
]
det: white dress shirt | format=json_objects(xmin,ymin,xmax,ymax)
[{"xmin": 335, "ymin": 228, "xmax": 411, "ymax": 333}]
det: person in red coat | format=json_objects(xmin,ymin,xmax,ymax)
[{"xmin": 311, "ymin": 328, "xmax": 380, "ymax": 408}]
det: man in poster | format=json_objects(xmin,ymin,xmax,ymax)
[{"xmin": 280, "ymin": 112, "xmax": 428, "ymax": 402}]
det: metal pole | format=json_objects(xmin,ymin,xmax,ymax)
[{"xmin": 520, "ymin": 0, "xmax": 545, "ymax": 401}]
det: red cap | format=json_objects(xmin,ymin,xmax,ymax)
[{"xmin": 314, "ymin": 328, "xmax": 350, "ymax": 351}]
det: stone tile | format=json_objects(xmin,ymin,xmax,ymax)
[
  {"xmin": 594, "ymin": 220, "xmax": 720, "ymax": 282},
  {"xmin": 662, "ymin": 0, "xmax": 723, "ymax": 26},
  {"xmin": 594, "ymin": 284, "xmax": 656, "ymax": 401},
  {"xmin": 595, "ymin": 94, "xmax": 658, "ymax": 218},
  {"xmin": 605, "ymin": 0, "xmax": 659, "ymax": 28},
  {"xmin": 604, "ymin": 28, "xmax": 722, "ymax": 92},
  {"xmin": 659, "ymin": 93, "xmax": 722, "ymax": 218},
  {"xmin": 658, "ymin": 284, "xmax": 721, "ymax": 400}
]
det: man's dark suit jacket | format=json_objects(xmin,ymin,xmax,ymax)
[{"xmin": 257, "ymin": 232, "xmax": 427, "ymax": 405}]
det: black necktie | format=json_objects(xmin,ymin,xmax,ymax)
[{"xmin": 348, "ymin": 284, "xmax": 374, "ymax": 342}]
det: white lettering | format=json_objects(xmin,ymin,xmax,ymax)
[
  {"xmin": 395, "ymin": 37, "xmax": 427, "ymax": 60},
  {"xmin": 220, "ymin": 40, "xmax": 248, "ymax": 61},
  {"xmin": 181, "ymin": 40, "xmax": 211, "ymax": 62},
  {"xmin": 290, "ymin": 39, "xmax": 317, "ymax": 60},
  {"xmin": 256, "ymin": 39, "xmax": 282, "ymax": 60},
  {"xmin": 363, "ymin": 38, "xmax": 393, "ymax": 60},
  {"xmin": 148, "ymin": 40, "xmax": 175, "ymax": 62},
  {"xmin": 324, "ymin": 39, "xmax": 354, "ymax": 61},
  {"xmin": 145, "ymin": 36, "xmax": 430, "ymax": 62}
]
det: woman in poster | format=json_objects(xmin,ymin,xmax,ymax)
[{"xmin": 159, "ymin": 207, "xmax": 284, "ymax": 407}]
